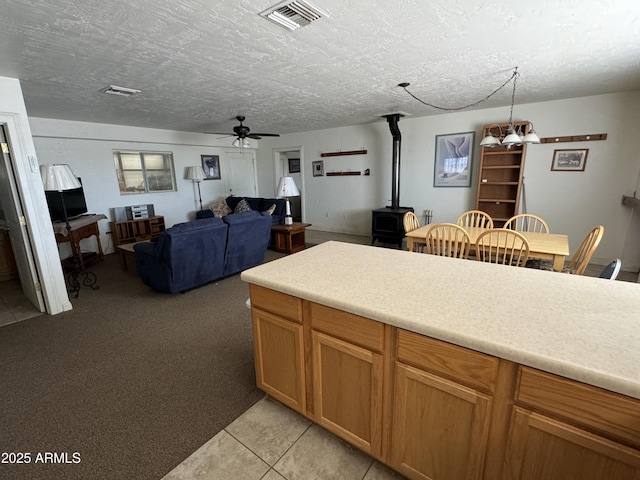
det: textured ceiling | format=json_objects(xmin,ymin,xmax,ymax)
[{"xmin": 1, "ymin": 0, "xmax": 639, "ymax": 136}]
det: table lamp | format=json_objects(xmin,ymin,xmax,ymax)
[
  {"xmin": 185, "ymin": 166, "xmax": 205, "ymax": 210},
  {"xmin": 40, "ymin": 164, "xmax": 97, "ymax": 297},
  {"xmin": 276, "ymin": 176, "xmax": 300, "ymax": 225}
]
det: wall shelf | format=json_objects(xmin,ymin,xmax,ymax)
[
  {"xmin": 321, "ymin": 149, "xmax": 367, "ymax": 157},
  {"xmin": 540, "ymin": 133, "xmax": 607, "ymax": 144},
  {"xmin": 326, "ymin": 171, "xmax": 361, "ymax": 176}
]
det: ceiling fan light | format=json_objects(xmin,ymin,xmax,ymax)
[
  {"xmin": 480, "ymin": 133, "xmax": 501, "ymax": 148},
  {"xmin": 232, "ymin": 138, "xmax": 240, "ymax": 148}
]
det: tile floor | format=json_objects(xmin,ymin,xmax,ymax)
[
  {"xmin": 161, "ymin": 396, "xmax": 405, "ymax": 480},
  {"xmin": 0, "ymin": 278, "xmax": 43, "ymax": 327}
]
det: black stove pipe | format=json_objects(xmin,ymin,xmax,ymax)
[{"xmin": 383, "ymin": 113, "xmax": 404, "ymax": 209}]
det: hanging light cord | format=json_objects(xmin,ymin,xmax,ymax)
[{"xmin": 398, "ymin": 67, "xmax": 520, "ymax": 112}]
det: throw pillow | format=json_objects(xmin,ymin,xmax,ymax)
[
  {"xmin": 233, "ymin": 198, "xmax": 252, "ymax": 214},
  {"xmin": 209, "ymin": 199, "xmax": 232, "ymax": 218},
  {"xmin": 263, "ymin": 204, "xmax": 276, "ymax": 215}
]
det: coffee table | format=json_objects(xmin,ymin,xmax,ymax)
[
  {"xmin": 271, "ymin": 223, "xmax": 312, "ymax": 254},
  {"xmin": 116, "ymin": 240, "xmax": 151, "ymax": 271}
]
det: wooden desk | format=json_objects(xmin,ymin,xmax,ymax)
[
  {"xmin": 406, "ymin": 225, "xmax": 570, "ymax": 271},
  {"xmin": 271, "ymin": 223, "xmax": 312, "ymax": 254},
  {"xmin": 53, "ymin": 215, "xmax": 106, "ymax": 270}
]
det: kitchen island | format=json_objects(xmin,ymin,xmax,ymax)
[{"xmin": 241, "ymin": 241, "xmax": 640, "ymax": 480}]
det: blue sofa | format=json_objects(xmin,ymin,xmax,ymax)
[{"xmin": 133, "ymin": 211, "xmax": 272, "ymax": 293}]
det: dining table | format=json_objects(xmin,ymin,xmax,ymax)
[{"xmin": 405, "ymin": 225, "xmax": 570, "ymax": 271}]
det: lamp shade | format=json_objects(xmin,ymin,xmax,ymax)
[
  {"xmin": 185, "ymin": 166, "xmax": 205, "ymax": 181},
  {"xmin": 40, "ymin": 164, "xmax": 81, "ymax": 191},
  {"xmin": 276, "ymin": 176, "xmax": 300, "ymax": 197},
  {"xmin": 479, "ymin": 133, "xmax": 501, "ymax": 147}
]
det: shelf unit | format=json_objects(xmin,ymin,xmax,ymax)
[
  {"xmin": 476, "ymin": 121, "xmax": 529, "ymax": 227},
  {"xmin": 111, "ymin": 215, "xmax": 165, "ymax": 247}
]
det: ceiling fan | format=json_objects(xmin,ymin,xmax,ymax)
[{"xmin": 206, "ymin": 116, "xmax": 280, "ymax": 146}]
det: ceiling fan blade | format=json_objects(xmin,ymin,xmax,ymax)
[
  {"xmin": 202, "ymin": 132, "xmax": 235, "ymax": 136},
  {"xmin": 251, "ymin": 133, "xmax": 280, "ymax": 137}
]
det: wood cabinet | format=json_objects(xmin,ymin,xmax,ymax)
[
  {"xmin": 248, "ymin": 285, "xmax": 640, "ymax": 480},
  {"xmin": 503, "ymin": 366, "xmax": 640, "ymax": 480},
  {"xmin": 111, "ymin": 215, "xmax": 165, "ymax": 246},
  {"xmin": 249, "ymin": 285, "xmax": 306, "ymax": 414},
  {"xmin": 310, "ymin": 303, "xmax": 384, "ymax": 457},
  {"xmin": 476, "ymin": 122, "xmax": 529, "ymax": 227},
  {"xmin": 390, "ymin": 330, "xmax": 497, "ymax": 480}
]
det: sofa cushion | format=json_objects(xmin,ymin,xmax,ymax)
[
  {"xmin": 196, "ymin": 209, "xmax": 215, "ymax": 219},
  {"xmin": 209, "ymin": 199, "xmax": 232, "ymax": 218},
  {"xmin": 233, "ymin": 198, "xmax": 252, "ymax": 214}
]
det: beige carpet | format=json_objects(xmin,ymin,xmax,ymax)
[{"xmin": 0, "ymin": 252, "xmax": 285, "ymax": 480}]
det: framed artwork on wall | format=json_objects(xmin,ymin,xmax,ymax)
[
  {"xmin": 551, "ymin": 149, "xmax": 588, "ymax": 171},
  {"xmin": 201, "ymin": 155, "xmax": 221, "ymax": 180},
  {"xmin": 433, "ymin": 131, "xmax": 475, "ymax": 187},
  {"xmin": 312, "ymin": 160, "xmax": 324, "ymax": 177},
  {"xmin": 288, "ymin": 158, "xmax": 300, "ymax": 173}
]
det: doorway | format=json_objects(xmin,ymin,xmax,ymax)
[{"xmin": 273, "ymin": 146, "xmax": 305, "ymax": 222}]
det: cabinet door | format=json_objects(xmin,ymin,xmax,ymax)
[
  {"xmin": 252, "ymin": 309, "xmax": 306, "ymax": 414},
  {"xmin": 504, "ymin": 407, "xmax": 640, "ymax": 480},
  {"xmin": 390, "ymin": 363, "xmax": 491, "ymax": 480},
  {"xmin": 312, "ymin": 331, "xmax": 383, "ymax": 457}
]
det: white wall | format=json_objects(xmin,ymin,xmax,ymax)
[
  {"xmin": 29, "ymin": 118, "xmax": 258, "ymax": 253},
  {"xmin": 257, "ymin": 91, "xmax": 640, "ymax": 270}
]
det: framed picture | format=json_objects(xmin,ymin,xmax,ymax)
[
  {"xmin": 433, "ymin": 131, "xmax": 475, "ymax": 187},
  {"xmin": 312, "ymin": 160, "xmax": 324, "ymax": 177},
  {"xmin": 551, "ymin": 149, "xmax": 588, "ymax": 171},
  {"xmin": 288, "ymin": 158, "xmax": 301, "ymax": 173},
  {"xmin": 201, "ymin": 155, "xmax": 221, "ymax": 180}
]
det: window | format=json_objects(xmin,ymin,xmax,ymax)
[{"xmin": 113, "ymin": 150, "xmax": 176, "ymax": 194}]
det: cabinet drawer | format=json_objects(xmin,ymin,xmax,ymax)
[
  {"xmin": 516, "ymin": 366, "xmax": 640, "ymax": 448},
  {"xmin": 250, "ymin": 285, "xmax": 302, "ymax": 323},
  {"xmin": 396, "ymin": 329, "xmax": 499, "ymax": 393},
  {"xmin": 310, "ymin": 303, "xmax": 384, "ymax": 352}
]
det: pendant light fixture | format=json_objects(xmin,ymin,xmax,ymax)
[
  {"xmin": 479, "ymin": 68, "xmax": 540, "ymax": 148},
  {"xmin": 397, "ymin": 67, "xmax": 540, "ymax": 148}
]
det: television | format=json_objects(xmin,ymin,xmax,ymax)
[{"xmin": 45, "ymin": 178, "xmax": 88, "ymax": 222}]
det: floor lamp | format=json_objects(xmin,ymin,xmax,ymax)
[
  {"xmin": 186, "ymin": 166, "xmax": 205, "ymax": 211},
  {"xmin": 276, "ymin": 176, "xmax": 300, "ymax": 225},
  {"xmin": 40, "ymin": 164, "xmax": 98, "ymax": 297}
]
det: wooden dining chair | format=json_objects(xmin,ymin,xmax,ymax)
[
  {"xmin": 504, "ymin": 214, "xmax": 549, "ymax": 233},
  {"xmin": 526, "ymin": 225, "xmax": 604, "ymax": 275},
  {"xmin": 457, "ymin": 210, "xmax": 494, "ymax": 229},
  {"xmin": 475, "ymin": 229, "xmax": 530, "ymax": 267},
  {"xmin": 404, "ymin": 211, "xmax": 426, "ymax": 253},
  {"xmin": 403, "ymin": 211, "xmax": 420, "ymax": 233},
  {"xmin": 424, "ymin": 223, "xmax": 470, "ymax": 259}
]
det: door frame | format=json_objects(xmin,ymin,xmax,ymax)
[{"xmin": 273, "ymin": 146, "xmax": 305, "ymax": 222}]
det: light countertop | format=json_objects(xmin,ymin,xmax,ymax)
[{"xmin": 241, "ymin": 241, "xmax": 640, "ymax": 400}]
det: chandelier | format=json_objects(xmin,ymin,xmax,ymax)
[{"xmin": 398, "ymin": 67, "xmax": 540, "ymax": 148}]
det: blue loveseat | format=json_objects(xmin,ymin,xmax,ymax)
[{"xmin": 133, "ymin": 210, "xmax": 272, "ymax": 293}]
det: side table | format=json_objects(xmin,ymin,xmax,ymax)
[{"xmin": 271, "ymin": 223, "xmax": 312, "ymax": 254}]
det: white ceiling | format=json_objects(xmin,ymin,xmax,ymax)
[{"xmin": 1, "ymin": 0, "xmax": 639, "ymax": 136}]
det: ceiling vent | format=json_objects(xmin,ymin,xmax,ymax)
[
  {"xmin": 259, "ymin": 0, "xmax": 326, "ymax": 31},
  {"xmin": 101, "ymin": 85, "xmax": 141, "ymax": 97}
]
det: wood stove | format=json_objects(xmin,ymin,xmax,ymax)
[{"xmin": 371, "ymin": 113, "xmax": 414, "ymax": 248}]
